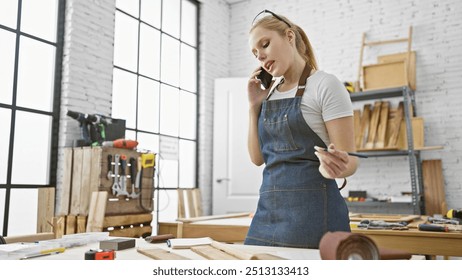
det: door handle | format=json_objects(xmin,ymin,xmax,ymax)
[{"xmin": 216, "ymin": 178, "xmax": 230, "ymax": 183}]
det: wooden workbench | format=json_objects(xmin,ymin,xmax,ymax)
[{"xmin": 158, "ymin": 215, "xmax": 462, "ymax": 257}]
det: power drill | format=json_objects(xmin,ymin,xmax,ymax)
[{"xmin": 67, "ymin": 110, "xmax": 108, "ymax": 147}]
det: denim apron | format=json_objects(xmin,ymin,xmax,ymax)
[{"xmin": 244, "ymin": 64, "xmax": 350, "ymax": 249}]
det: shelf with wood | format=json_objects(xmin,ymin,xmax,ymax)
[{"xmin": 350, "ymin": 86, "xmax": 425, "ymax": 215}]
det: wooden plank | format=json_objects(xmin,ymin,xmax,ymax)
[
  {"xmin": 77, "ymin": 216, "xmax": 87, "ymax": 233},
  {"xmin": 365, "ymin": 101, "xmax": 382, "ymax": 149},
  {"xmin": 349, "ymin": 213, "xmax": 420, "ymax": 222},
  {"xmin": 37, "ymin": 187, "xmax": 55, "ymax": 233},
  {"xmin": 89, "ymin": 147, "xmax": 102, "ymax": 198},
  {"xmin": 53, "ymin": 216, "xmax": 65, "ymax": 239},
  {"xmin": 86, "ymin": 191, "xmax": 108, "ymax": 232},
  {"xmin": 137, "ymin": 248, "xmax": 190, "ymax": 260},
  {"xmin": 375, "ymin": 101, "xmax": 389, "ymax": 148},
  {"xmin": 191, "ymin": 245, "xmax": 239, "ymax": 260},
  {"xmin": 358, "ymin": 104, "xmax": 371, "ymax": 149},
  {"xmin": 103, "ymin": 213, "xmax": 153, "ymax": 227},
  {"xmin": 79, "ymin": 147, "xmax": 93, "ymax": 215},
  {"xmin": 422, "ymin": 160, "xmax": 447, "ymax": 216},
  {"xmin": 108, "ymin": 225, "xmax": 152, "ymax": 238},
  {"xmin": 397, "ymin": 117, "xmax": 424, "ymax": 149},
  {"xmin": 65, "ymin": 215, "xmax": 76, "ymax": 234},
  {"xmin": 363, "ymin": 61, "xmax": 408, "ymax": 91},
  {"xmin": 378, "ymin": 51, "xmax": 416, "ymax": 90},
  {"xmin": 353, "ymin": 109, "xmax": 361, "ymax": 149},
  {"xmin": 177, "ymin": 212, "xmax": 251, "ymax": 223},
  {"xmin": 387, "ymin": 102, "xmax": 404, "ymax": 148},
  {"xmin": 70, "ymin": 147, "xmax": 83, "ymax": 215},
  {"xmin": 57, "ymin": 148, "xmax": 73, "ymax": 216},
  {"xmin": 4, "ymin": 232, "xmax": 55, "ymax": 244},
  {"xmin": 178, "ymin": 189, "xmax": 186, "ymax": 218}
]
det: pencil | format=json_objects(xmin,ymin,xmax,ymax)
[{"xmin": 322, "ymin": 148, "xmax": 368, "ymax": 158}]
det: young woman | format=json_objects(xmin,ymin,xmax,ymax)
[{"xmin": 245, "ymin": 10, "xmax": 358, "ymax": 248}]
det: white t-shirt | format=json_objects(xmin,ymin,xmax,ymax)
[{"xmin": 268, "ymin": 70, "xmax": 353, "ymax": 145}]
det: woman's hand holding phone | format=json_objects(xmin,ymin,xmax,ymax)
[{"xmin": 248, "ymin": 67, "xmax": 272, "ymax": 111}]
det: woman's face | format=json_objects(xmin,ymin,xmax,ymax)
[{"xmin": 249, "ymin": 26, "xmax": 292, "ymax": 77}]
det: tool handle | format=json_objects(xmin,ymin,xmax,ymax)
[
  {"xmin": 418, "ymin": 224, "xmax": 448, "ymax": 232},
  {"xmin": 129, "ymin": 157, "xmax": 136, "ymax": 182},
  {"xmin": 107, "ymin": 154, "xmax": 112, "ymax": 172},
  {"xmin": 120, "ymin": 155, "xmax": 127, "ymax": 175}
]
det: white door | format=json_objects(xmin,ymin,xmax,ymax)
[{"xmin": 212, "ymin": 78, "xmax": 264, "ymax": 214}]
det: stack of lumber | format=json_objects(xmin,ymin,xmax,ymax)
[{"xmin": 354, "ymin": 102, "xmax": 423, "ymax": 151}]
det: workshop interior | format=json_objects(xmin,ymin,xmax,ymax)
[{"xmin": 1, "ymin": 0, "xmax": 461, "ymax": 261}]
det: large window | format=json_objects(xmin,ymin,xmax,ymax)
[
  {"xmin": 112, "ymin": 0, "xmax": 199, "ymax": 224},
  {"xmin": 0, "ymin": 0, "xmax": 63, "ymax": 236}
]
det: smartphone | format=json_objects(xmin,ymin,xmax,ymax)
[{"xmin": 257, "ymin": 67, "xmax": 273, "ymax": 89}]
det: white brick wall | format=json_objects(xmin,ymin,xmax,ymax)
[
  {"xmin": 55, "ymin": 0, "xmax": 115, "ymax": 214},
  {"xmin": 225, "ymin": 0, "xmax": 462, "ymax": 209}
]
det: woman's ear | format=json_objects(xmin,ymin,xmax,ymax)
[{"xmin": 286, "ymin": 30, "xmax": 295, "ymax": 44}]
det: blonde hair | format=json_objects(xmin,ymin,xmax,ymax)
[{"xmin": 250, "ymin": 14, "xmax": 318, "ymax": 70}]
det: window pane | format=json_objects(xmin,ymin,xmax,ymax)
[
  {"xmin": 125, "ymin": 129, "xmax": 136, "ymax": 140},
  {"xmin": 8, "ymin": 188, "xmax": 38, "ymax": 235},
  {"xmin": 116, "ymin": 0, "xmax": 139, "ymax": 17},
  {"xmin": 160, "ymin": 84, "xmax": 179, "ymax": 136},
  {"xmin": 0, "ymin": 0, "xmax": 17, "ymax": 29},
  {"xmin": 112, "ymin": 68, "xmax": 137, "ymax": 129},
  {"xmin": 138, "ymin": 77, "xmax": 159, "ymax": 133},
  {"xmin": 141, "ymin": 0, "xmax": 161, "ymax": 28},
  {"xmin": 16, "ymin": 36, "xmax": 56, "ymax": 112},
  {"xmin": 0, "ymin": 29, "xmax": 15, "ymax": 105},
  {"xmin": 158, "ymin": 159, "xmax": 178, "ymax": 188},
  {"xmin": 179, "ymin": 91, "xmax": 196, "ymax": 139},
  {"xmin": 21, "ymin": 0, "xmax": 58, "ymax": 42},
  {"xmin": 179, "ymin": 139, "xmax": 195, "ymax": 188},
  {"xmin": 180, "ymin": 43, "xmax": 197, "ymax": 92},
  {"xmin": 162, "ymin": 0, "xmax": 180, "ymax": 38},
  {"xmin": 0, "ymin": 109, "xmax": 11, "ymax": 184},
  {"xmin": 161, "ymin": 35, "xmax": 180, "ymax": 86},
  {"xmin": 0, "ymin": 189, "xmax": 4, "ymax": 233},
  {"xmin": 157, "ymin": 189, "xmax": 178, "ymax": 222},
  {"xmin": 181, "ymin": 0, "xmax": 197, "ymax": 46},
  {"xmin": 12, "ymin": 111, "xmax": 51, "ymax": 184},
  {"xmin": 139, "ymin": 24, "xmax": 160, "ymax": 79},
  {"xmin": 136, "ymin": 132, "xmax": 159, "ymax": 153},
  {"xmin": 114, "ymin": 11, "xmax": 139, "ymax": 72}
]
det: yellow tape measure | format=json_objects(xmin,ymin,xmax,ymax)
[{"xmin": 141, "ymin": 153, "xmax": 155, "ymax": 168}]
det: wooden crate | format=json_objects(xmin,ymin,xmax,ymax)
[
  {"xmin": 59, "ymin": 146, "xmax": 155, "ymax": 238},
  {"xmin": 378, "ymin": 51, "xmax": 416, "ymax": 91},
  {"xmin": 362, "ymin": 60, "xmax": 409, "ymax": 91}
]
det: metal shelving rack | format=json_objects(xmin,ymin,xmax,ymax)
[{"xmin": 350, "ymin": 86, "xmax": 424, "ymax": 215}]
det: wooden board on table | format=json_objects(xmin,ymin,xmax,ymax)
[
  {"xmin": 191, "ymin": 245, "xmax": 240, "ymax": 260},
  {"xmin": 349, "ymin": 213, "xmax": 420, "ymax": 222},
  {"xmin": 137, "ymin": 248, "xmax": 190, "ymax": 260},
  {"xmin": 86, "ymin": 191, "xmax": 108, "ymax": 232}
]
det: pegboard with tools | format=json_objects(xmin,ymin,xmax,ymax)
[
  {"xmin": 57, "ymin": 146, "xmax": 156, "ymax": 238},
  {"xmin": 101, "ymin": 147, "xmax": 156, "ymax": 214}
]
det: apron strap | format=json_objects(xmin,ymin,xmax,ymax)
[{"xmin": 295, "ymin": 63, "xmax": 312, "ymax": 97}]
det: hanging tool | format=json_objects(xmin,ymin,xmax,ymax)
[
  {"xmin": 102, "ymin": 139, "xmax": 138, "ymax": 149},
  {"xmin": 118, "ymin": 154, "xmax": 129, "ymax": 196},
  {"xmin": 129, "ymin": 157, "xmax": 139, "ymax": 198},
  {"xmin": 137, "ymin": 153, "xmax": 156, "ymax": 211},
  {"xmin": 111, "ymin": 154, "xmax": 121, "ymax": 196},
  {"xmin": 106, "ymin": 154, "xmax": 113, "ymax": 180}
]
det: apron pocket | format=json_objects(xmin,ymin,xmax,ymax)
[{"xmin": 263, "ymin": 114, "xmax": 299, "ymax": 152}]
